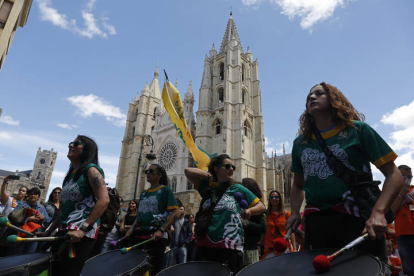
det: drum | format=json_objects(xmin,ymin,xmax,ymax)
[
  {"xmin": 0, "ymin": 252, "xmax": 51, "ymax": 276},
  {"xmin": 156, "ymin": 261, "xmax": 231, "ymax": 276},
  {"xmin": 237, "ymin": 249, "xmax": 387, "ymax": 276},
  {"xmin": 81, "ymin": 249, "xmax": 151, "ymax": 276}
]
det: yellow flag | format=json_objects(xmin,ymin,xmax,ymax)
[{"xmin": 162, "ymin": 81, "xmax": 210, "ymax": 171}]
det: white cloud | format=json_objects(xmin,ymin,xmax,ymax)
[
  {"xmin": 242, "ymin": 0, "xmax": 353, "ymax": 30},
  {"xmin": 36, "ymin": 0, "xmax": 116, "ymax": 39},
  {"xmin": 66, "ymin": 94, "xmax": 127, "ymax": 127},
  {"xmin": 0, "ymin": 132, "xmax": 13, "ymax": 139},
  {"xmin": 381, "ymin": 101, "xmax": 414, "ymax": 153},
  {"xmin": 57, "ymin": 123, "xmax": 77, "ymax": 130},
  {"xmin": 0, "ymin": 115, "xmax": 20, "ymax": 126},
  {"xmin": 380, "ymin": 100, "xmax": 414, "ymax": 172},
  {"xmin": 265, "ymin": 137, "xmax": 290, "ymax": 156}
]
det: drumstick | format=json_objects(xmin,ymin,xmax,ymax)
[
  {"xmin": 273, "ymin": 228, "xmax": 294, "ymax": 252},
  {"xmin": 0, "ymin": 217, "xmax": 35, "ymax": 237},
  {"xmin": 120, "ymin": 238, "xmax": 152, "ymax": 255},
  {"xmin": 313, "ymin": 233, "xmax": 369, "ymax": 272},
  {"xmin": 6, "ymin": 234, "xmax": 70, "ymax": 246},
  {"xmin": 110, "ymin": 235, "xmax": 128, "ymax": 248}
]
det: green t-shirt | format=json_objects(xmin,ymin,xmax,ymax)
[
  {"xmin": 197, "ymin": 179, "xmax": 260, "ymax": 251},
  {"xmin": 291, "ymin": 121, "xmax": 397, "ymax": 210},
  {"xmin": 136, "ymin": 185, "xmax": 178, "ymax": 231},
  {"xmin": 59, "ymin": 163, "xmax": 104, "ymax": 239}
]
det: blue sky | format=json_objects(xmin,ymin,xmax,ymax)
[{"xmin": 1, "ymin": 0, "xmax": 413, "ymax": 198}]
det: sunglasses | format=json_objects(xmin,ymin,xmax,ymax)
[
  {"xmin": 144, "ymin": 169, "xmax": 159, "ymax": 175},
  {"xmin": 270, "ymin": 196, "xmax": 279, "ymax": 199},
  {"xmin": 68, "ymin": 141, "xmax": 85, "ymax": 148},
  {"xmin": 403, "ymin": 174, "xmax": 413, "ymax": 180},
  {"xmin": 217, "ymin": 164, "xmax": 236, "ymax": 170}
]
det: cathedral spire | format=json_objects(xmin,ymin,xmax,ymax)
[
  {"xmin": 149, "ymin": 66, "xmax": 161, "ymax": 99},
  {"xmin": 140, "ymin": 82, "xmax": 150, "ymax": 97},
  {"xmin": 219, "ymin": 14, "xmax": 242, "ymax": 54}
]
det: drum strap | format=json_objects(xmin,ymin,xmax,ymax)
[{"xmin": 57, "ymin": 231, "xmax": 76, "ymax": 258}]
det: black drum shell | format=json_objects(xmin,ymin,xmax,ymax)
[
  {"xmin": 0, "ymin": 252, "xmax": 51, "ymax": 276},
  {"xmin": 81, "ymin": 249, "xmax": 150, "ymax": 276},
  {"xmin": 156, "ymin": 261, "xmax": 231, "ymax": 276},
  {"xmin": 238, "ymin": 249, "xmax": 385, "ymax": 276}
]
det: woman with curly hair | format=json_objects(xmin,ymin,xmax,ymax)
[
  {"xmin": 286, "ymin": 82, "xmax": 403, "ymax": 262},
  {"xmin": 185, "ymin": 154, "xmax": 265, "ymax": 274}
]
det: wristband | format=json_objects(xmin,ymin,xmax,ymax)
[{"xmin": 158, "ymin": 228, "xmax": 165, "ymax": 234}]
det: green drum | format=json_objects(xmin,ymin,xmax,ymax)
[{"xmin": 0, "ymin": 252, "xmax": 51, "ymax": 276}]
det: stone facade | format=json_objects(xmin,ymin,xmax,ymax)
[
  {"xmin": 0, "ymin": 0, "xmax": 32, "ymax": 71},
  {"xmin": 0, "ymin": 147, "xmax": 57, "ymax": 203},
  {"xmin": 116, "ymin": 15, "xmax": 293, "ymax": 213}
]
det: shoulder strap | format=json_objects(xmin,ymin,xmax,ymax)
[{"xmin": 311, "ymin": 123, "xmax": 372, "ymax": 184}]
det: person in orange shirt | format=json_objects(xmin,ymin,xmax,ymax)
[
  {"xmin": 261, "ymin": 190, "xmax": 296, "ymax": 259},
  {"xmin": 386, "ymin": 239, "xmax": 402, "ymax": 276},
  {"xmin": 391, "ymin": 165, "xmax": 414, "ymax": 276}
]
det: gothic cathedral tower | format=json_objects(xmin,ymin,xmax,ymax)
[
  {"xmin": 31, "ymin": 147, "xmax": 57, "ymax": 202},
  {"xmin": 196, "ymin": 14, "xmax": 268, "ymax": 196},
  {"xmin": 116, "ymin": 67, "xmax": 163, "ymax": 200}
]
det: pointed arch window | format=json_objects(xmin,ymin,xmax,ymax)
[
  {"xmin": 132, "ymin": 127, "xmax": 135, "ymax": 138},
  {"xmin": 153, "ymin": 108, "xmax": 158, "ymax": 119},
  {"xmin": 218, "ymin": 88, "xmax": 224, "ymax": 103},
  {"xmin": 219, "ymin": 63, "xmax": 224, "ymax": 81},
  {"xmin": 242, "ymin": 64, "xmax": 245, "ymax": 81},
  {"xmin": 243, "ymin": 120, "xmax": 251, "ymax": 138},
  {"xmin": 242, "ymin": 91, "xmax": 245, "ymax": 104},
  {"xmin": 214, "ymin": 119, "xmax": 222, "ymax": 135},
  {"xmin": 135, "ymin": 109, "xmax": 139, "ymax": 118},
  {"xmin": 172, "ymin": 176, "xmax": 177, "ymax": 193}
]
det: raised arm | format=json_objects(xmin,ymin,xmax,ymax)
[
  {"xmin": 1, "ymin": 176, "xmax": 11, "ymax": 205},
  {"xmin": 184, "ymin": 168, "xmax": 210, "ymax": 190}
]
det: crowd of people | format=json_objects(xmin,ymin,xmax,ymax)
[{"xmin": 0, "ymin": 82, "xmax": 413, "ymax": 276}]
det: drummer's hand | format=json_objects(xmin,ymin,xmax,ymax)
[
  {"xmin": 364, "ymin": 210, "xmax": 387, "ymax": 240},
  {"xmin": 153, "ymin": 230, "xmax": 163, "ymax": 241},
  {"xmin": 125, "ymin": 227, "xmax": 133, "ymax": 237},
  {"xmin": 69, "ymin": 230, "xmax": 85, "ymax": 243},
  {"xmin": 241, "ymin": 209, "xmax": 252, "ymax": 220},
  {"xmin": 35, "ymin": 214, "xmax": 44, "ymax": 221},
  {"xmin": 286, "ymin": 213, "xmax": 301, "ymax": 231}
]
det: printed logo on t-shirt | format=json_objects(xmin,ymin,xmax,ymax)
[
  {"xmin": 138, "ymin": 195, "xmax": 159, "ymax": 214},
  {"xmin": 301, "ymin": 144, "xmax": 355, "ymax": 180},
  {"xmin": 61, "ymin": 179, "xmax": 83, "ymax": 203},
  {"xmin": 338, "ymin": 131, "xmax": 348, "ymax": 139}
]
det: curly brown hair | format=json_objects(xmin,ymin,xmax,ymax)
[{"xmin": 299, "ymin": 82, "xmax": 365, "ymax": 141}]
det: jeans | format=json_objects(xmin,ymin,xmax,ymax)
[
  {"xmin": 397, "ymin": 235, "xmax": 414, "ymax": 275},
  {"xmin": 168, "ymin": 245, "xmax": 187, "ymax": 266}
]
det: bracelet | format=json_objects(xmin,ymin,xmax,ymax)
[
  {"xmin": 398, "ymin": 194, "xmax": 405, "ymax": 199},
  {"xmin": 158, "ymin": 228, "xmax": 165, "ymax": 234}
]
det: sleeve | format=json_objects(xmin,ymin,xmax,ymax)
[
  {"xmin": 246, "ymin": 212, "xmax": 267, "ymax": 234},
  {"xmin": 164, "ymin": 187, "xmax": 178, "ymax": 211},
  {"xmin": 291, "ymin": 138, "xmax": 304, "ymax": 174},
  {"xmin": 239, "ymin": 185, "xmax": 259, "ymax": 208},
  {"xmin": 357, "ymin": 121, "xmax": 397, "ymax": 168},
  {"xmin": 40, "ymin": 205, "xmax": 51, "ymax": 224}
]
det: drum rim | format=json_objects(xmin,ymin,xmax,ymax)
[
  {"xmin": 0, "ymin": 252, "xmax": 51, "ymax": 272},
  {"xmin": 156, "ymin": 261, "xmax": 232, "ymax": 275},
  {"xmin": 82, "ymin": 249, "xmax": 150, "ymax": 276},
  {"xmin": 237, "ymin": 249, "xmax": 384, "ymax": 276}
]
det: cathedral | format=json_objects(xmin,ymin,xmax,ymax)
[{"xmin": 115, "ymin": 15, "xmax": 292, "ymax": 213}]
